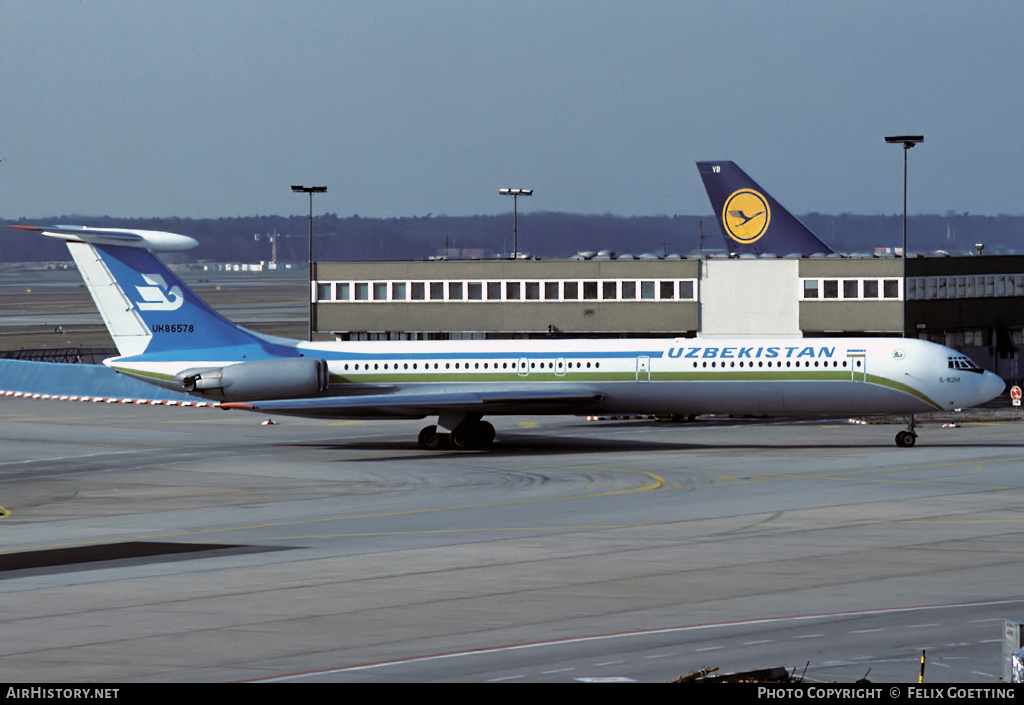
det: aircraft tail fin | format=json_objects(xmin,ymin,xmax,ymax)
[
  {"xmin": 696, "ymin": 161, "xmax": 834, "ymax": 255},
  {"xmin": 11, "ymin": 225, "xmax": 268, "ymax": 357}
]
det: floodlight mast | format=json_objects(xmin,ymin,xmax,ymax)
[
  {"xmin": 292, "ymin": 185, "xmax": 328, "ymax": 341},
  {"xmin": 884, "ymin": 136, "xmax": 923, "ymax": 338},
  {"xmin": 499, "ymin": 188, "xmax": 533, "ymax": 259}
]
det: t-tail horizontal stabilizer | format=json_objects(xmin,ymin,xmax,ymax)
[
  {"xmin": 8, "ymin": 224, "xmax": 198, "ymax": 251},
  {"xmin": 696, "ymin": 161, "xmax": 834, "ymax": 256}
]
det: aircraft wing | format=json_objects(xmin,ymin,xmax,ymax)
[{"xmin": 219, "ymin": 386, "xmax": 604, "ymax": 419}]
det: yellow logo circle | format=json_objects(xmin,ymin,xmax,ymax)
[{"xmin": 722, "ymin": 189, "xmax": 771, "ymax": 244}]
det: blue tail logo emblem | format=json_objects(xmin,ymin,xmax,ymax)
[{"xmin": 135, "ymin": 274, "xmax": 184, "ymax": 311}]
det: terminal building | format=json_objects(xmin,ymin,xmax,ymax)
[{"xmin": 310, "ymin": 254, "xmax": 1024, "ymax": 387}]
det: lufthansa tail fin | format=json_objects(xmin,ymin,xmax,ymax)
[
  {"xmin": 10, "ymin": 225, "xmax": 268, "ymax": 357},
  {"xmin": 696, "ymin": 161, "xmax": 833, "ymax": 256}
]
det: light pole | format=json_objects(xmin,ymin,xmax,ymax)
[
  {"xmin": 499, "ymin": 188, "xmax": 532, "ymax": 258},
  {"xmin": 884, "ymin": 135, "xmax": 923, "ymax": 338},
  {"xmin": 292, "ymin": 185, "xmax": 327, "ymax": 341}
]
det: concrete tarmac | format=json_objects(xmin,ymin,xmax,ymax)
[{"xmin": 1, "ymin": 397, "xmax": 1021, "ymax": 683}]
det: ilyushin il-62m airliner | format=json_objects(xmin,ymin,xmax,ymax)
[{"xmin": 9, "ymin": 222, "xmax": 1004, "ymax": 450}]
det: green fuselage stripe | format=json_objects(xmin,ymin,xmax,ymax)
[
  {"xmin": 113, "ymin": 364, "xmax": 942, "ymax": 410},
  {"xmin": 111, "ymin": 366, "xmax": 177, "ymax": 383}
]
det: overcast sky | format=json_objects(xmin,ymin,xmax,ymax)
[{"xmin": 2, "ymin": 1, "xmax": 1021, "ymax": 219}]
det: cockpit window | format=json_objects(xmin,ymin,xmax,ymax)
[{"xmin": 948, "ymin": 355, "xmax": 984, "ymax": 373}]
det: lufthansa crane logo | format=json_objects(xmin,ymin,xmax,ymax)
[{"xmin": 722, "ymin": 189, "xmax": 771, "ymax": 244}]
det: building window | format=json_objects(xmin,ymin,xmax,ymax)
[{"xmin": 321, "ymin": 277, "xmax": 698, "ymax": 304}]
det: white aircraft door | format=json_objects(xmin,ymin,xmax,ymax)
[
  {"xmin": 848, "ymin": 350, "xmax": 866, "ymax": 382},
  {"xmin": 636, "ymin": 355, "xmax": 651, "ymax": 382},
  {"xmin": 518, "ymin": 357, "xmax": 530, "ymax": 376},
  {"xmin": 555, "ymin": 357, "xmax": 567, "ymax": 377}
]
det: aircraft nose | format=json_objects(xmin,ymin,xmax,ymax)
[{"xmin": 979, "ymin": 371, "xmax": 1006, "ymax": 405}]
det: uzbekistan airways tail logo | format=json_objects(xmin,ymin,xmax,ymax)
[
  {"xmin": 722, "ymin": 189, "xmax": 771, "ymax": 244},
  {"xmin": 134, "ymin": 274, "xmax": 184, "ymax": 311}
]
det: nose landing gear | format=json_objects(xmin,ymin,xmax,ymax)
[{"xmin": 895, "ymin": 414, "xmax": 918, "ymax": 447}]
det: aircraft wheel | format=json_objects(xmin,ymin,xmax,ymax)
[
  {"xmin": 418, "ymin": 425, "xmax": 445, "ymax": 450},
  {"xmin": 450, "ymin": 421, "xmax": 495, "ymax": 450},
  {"xmin": 475, "ymin": 421, "xmax": 495, "ymax": 448},
  {"xmin": 895, "ymin": 431, "xmax": 917, "ymax": 448},
  {"xmin": 449, "ymin": 426, "xmax": 469, "ymax": 450}
]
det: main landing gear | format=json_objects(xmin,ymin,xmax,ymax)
[
  {"xmin": 895, "ymin": 414, "xmax": 918, "ymax": 448},
  {"xmin": 418, "ymin": 419, "xmax": 496, "ymax": 450}
]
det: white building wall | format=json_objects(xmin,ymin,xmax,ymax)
[{"xmin": 700, "ymin": 259, "xmax": 802, "ymax": 338}]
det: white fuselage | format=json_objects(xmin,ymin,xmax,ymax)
[{"xmin": 108, "ymin": 336, "xmax": 1004, "ymax": 418}]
